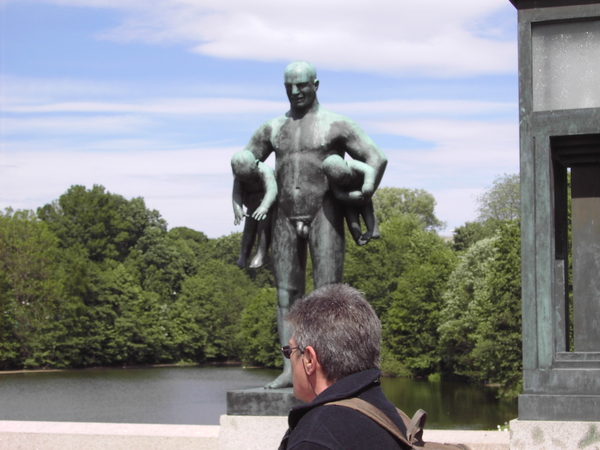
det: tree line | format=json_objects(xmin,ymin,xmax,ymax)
[{"xmin": 0, "ymin": 175, "xmax": 521, "ymax": 398}]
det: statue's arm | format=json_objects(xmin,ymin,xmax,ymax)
[
  {"xmin": 252, "ymin": 163, "xmax": 278, "ymax": 221},
  {"xmin": 343, "ymin": 122, "xmax": 387, "ymax": 194},
  {"xmin": 232, "ymin": 179, "xmax": 245, "ymax": 225},
  {"xmin": 244, "ymin": 122, "xmax": 274, "ymax": 162}
]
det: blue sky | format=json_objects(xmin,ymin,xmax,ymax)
[{"xmin": 1, "ymin": 0, "xmax": 519, "ymax": 238}]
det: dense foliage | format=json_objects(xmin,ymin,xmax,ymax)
[{"xmin": 1, "ymin": 180, "xmax": 524, "ymax": 399}]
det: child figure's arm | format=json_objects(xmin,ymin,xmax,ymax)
[
  {"xmin": 232, "ymin": 178, "xmax": 246, "ymax": 225},
  {"xmin": 347, "ymin": 160, "xmax": 376, "ymax": 199},
  {"xmin": 252, "ymin": 163, "xmax": 278, "ymax": 221}
]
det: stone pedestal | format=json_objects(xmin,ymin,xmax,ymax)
[
  {"xmin": 510, "ymin": 419, "xmax": 600, "ymax": 450},
  {"xmin": 508, "ymin": 0, "xmax": 600, "ymax": 428},
  {"xmin": 226, "ymin": 388, "xmax": 305, "ymax": 416}
]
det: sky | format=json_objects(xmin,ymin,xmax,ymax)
[{"xmin": 0, "ymin": 0, "xmax": 520, "ymax": 238}]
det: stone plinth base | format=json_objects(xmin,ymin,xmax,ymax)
[
  {"xmin": 519, "ymin": 394, "xmax": 600, "ymax": 421},
  {"xmin": 510, "ymin": 419, "xmax": 600, "ymax": 450},
  {"xmin": 1, "ymin": 419, "xmax": 511, "ymax": 450},
  {"xmin": 226, "ymin": 388, "xmax": 304, "ymax": 416},
  {"xmin": 0, "ymin": 421, "xmax": 219, "ymax": 450},
  {"xmin": 219, "ymin": 415, "xmax": 288, "ymax": 450}
]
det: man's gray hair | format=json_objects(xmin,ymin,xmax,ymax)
[{"xmin": 286, "ymin": 283, "xmax": 381, "ymax": 382}]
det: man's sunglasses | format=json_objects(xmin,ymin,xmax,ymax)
[{"xmin": 281, "ymin": 345, "xmax": 303, "ymax": 359}]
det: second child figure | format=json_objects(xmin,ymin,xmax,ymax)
[{"xmin": 231, "ymin": 150, "xmax": 277, "ymax": 268}]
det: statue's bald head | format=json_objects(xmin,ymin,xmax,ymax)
[
  {"xmin": 284, "ymin": 61, "xmax": 319, "ymax": 114},
  {"xmin": 284, "ymin": 61, "xmax": 317, "ymax": 84}
]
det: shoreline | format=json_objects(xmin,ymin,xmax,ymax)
[{"xmin": 0, "ymin": 360, "xmax": 250, "ymax": 376}]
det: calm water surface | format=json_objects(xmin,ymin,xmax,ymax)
[{"xmin": 0, "ymin": 366, "xmax": 516, "ymax": 429}]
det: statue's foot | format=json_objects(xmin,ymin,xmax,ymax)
[
  {"xmin": 357, "ymin": 230, "xmax": 373, "ymax": 246},
  {"xmin": 249, "ymin": 253, "xmax": 264, "ymax": 269},
  {"xmin": 237, "ymin": 255, "xmax": 247, "ymax": 268},
  {"xmin": 264, "ymin": 369, "xmax": 293, "ymax": 389}
]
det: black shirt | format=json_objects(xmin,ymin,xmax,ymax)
[{"xmin": 281, "ymin": 369, "xmax": 408, "ymax": 450}]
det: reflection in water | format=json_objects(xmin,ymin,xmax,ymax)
[
  {"xmin": 0, "ymin": 366, "xmax": 516, "ymax": 429},
  {"xmin": 380, "ymin": 377, "xmax": 516, "ymax": 430}
]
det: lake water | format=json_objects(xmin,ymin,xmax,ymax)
[{"xmin": 0, "ymin": 365, "xmax": 517, "ymax": 429}]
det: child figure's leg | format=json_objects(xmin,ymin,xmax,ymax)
[
  {"xmin": 238, "ymin": 193, "xmax": 261, "ymax": 268},
  {"xmin": 357, "ymin": 199, "xmax": 380, "ymax": 246},
  {"xmin": 344, "ymin": 206, "xmax": 363, "ymax": 244},
  {"xmin": 238, "ymin": 216, "xmax": 258, "ymax": 268},
  {"xmin": 249, "ymin": 213, "xmax": 272, "ymax": 269}
]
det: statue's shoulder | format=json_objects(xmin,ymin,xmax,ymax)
[
  {"xmin": 252, "ymin": 115, "xmax": 286, "ymax": 138},
  {"xmin": 317, "ymin": 107, "xmax": 358, "ymax": 128}
]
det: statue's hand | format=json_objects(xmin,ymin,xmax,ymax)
[
  {"xmin": 347, "ymin": 190, "xmax": 365, "ymax": 202},
  {"xmin": 234, "ymin": 208, "xmax": 245, "ymax": 225},
  {"xmin": 361, "ymin": 182, "xmax": 375, "ymax": 199},
  {"xmin": 252, "ymin": 206, "xmax": 269, "ymax": 221}
]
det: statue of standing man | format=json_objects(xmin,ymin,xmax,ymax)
[{"xmin": 236, "ymin": 61, "xmax": 387, "ymax": 388}]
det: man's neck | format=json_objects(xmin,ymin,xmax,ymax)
[{"xmin": 289, "ymin": 101, "xmax": 319, "ymax": 119}]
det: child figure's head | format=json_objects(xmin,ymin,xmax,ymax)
[
  {"xmin": 322, "ymin": 154, "xmax": 353, "ymax": 186},
  {"xmin": 231, "ymin": 150, "xmax": 259, "ymax": 182}
]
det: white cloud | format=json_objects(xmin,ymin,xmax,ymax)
[
  {"xmin": 372, "ymin": 119, "xmax": 518, "ymax": 169},
  {"xmin": 331, "ymin": 99, "xmax": 515, "ymax": 118},
  {"xmin": 1, "ymin": 115, "xmax": 153, "ymax": 135},
  {"xmin": 22, "ymin": 0, "xmax": 517, "ymax": 76},
  {"xmin": 2, "ymin": 98, "xmax": 287, "ymax": 115},
  {"xmin": 0, "ymin": 146, "xmax": 243, "ymax": 236}
]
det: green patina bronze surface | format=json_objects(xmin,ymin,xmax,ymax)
[
  {"xmin": 510, "ymin": 0, "xmax": 600, "ymax": 421},
  {"xmin": 239, "ymin": 61, "xmax": 387, "ymax": 389}
]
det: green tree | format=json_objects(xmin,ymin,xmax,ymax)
[
  {"xmin": 476, "ymin": 173, "xmax": 520, "ymax": 222},
  {"xmin": 174, "ymin": 259, "xmax": 257, "ymax": 361},
  {"xmin": 452, "ymin": 173, "xmax": 519, "ymax": 252},
  {"xmin": 381, "ymin": 218, "xmax": 457, "ymax": 376},
  {"xmin": 345, "ymin": 213, "xmax": 457, "ymax": 376},
  {"xmin": 373, "ymin": 187, "xmax": 445, "ymax": 231},
  {"xmin": 38, "ymin": 185, "xmax": 164, "ymax": 263},
  {"xmin": 438, "ymin": 236, "xmax": 499, "ymax": 378},
  {"xmin": 451, "ymin": 220, "xmax": 497, "ymax": 252},
  {"xmin": 238, "ymin": 287, "xmax": 281, "ymax": 367},
  {"xmin": 440, "ymin": 221, "xmax": 522, "ymax": 397},
  {"xmin": 0, "ymin": 209, "xmax": 66, "ymax": 369},
  {"xmin": 469, "ymin": 221, "xmax": 522, "ymax": 397}
]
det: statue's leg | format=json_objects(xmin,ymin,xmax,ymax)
[
  {"xmin": 310, "ymin": 193, "xmax": 345, "ymax": 288},
  {"xmin": 265, "ymin": 209, "xmax": 307, "ymax": 389}
]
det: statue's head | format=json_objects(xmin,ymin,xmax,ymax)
[{"xmin": 284, "ymin": 61, "xmax": 319, "ymax": 113}]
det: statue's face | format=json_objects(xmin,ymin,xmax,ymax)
[{"xmin": 284, "ymin": 67, "xmax": 318, "ymax": 112}]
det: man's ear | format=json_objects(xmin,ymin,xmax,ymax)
[
  {"xmin": 313, "ymin": 79, "xmax": 319, "ymax": 92},
  {"xmin": 303, "ymin": 346, "xmax": 318, "ymax": 375}
]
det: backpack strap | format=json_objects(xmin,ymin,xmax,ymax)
[
  {"xmin": 325, "ymin": 398, "xmax": 413, "ymax": 449},
  {"xmin": 408, "ymin": 409, "xmax": 427, "ymax": 442}
]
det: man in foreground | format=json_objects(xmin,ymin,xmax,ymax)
[{"xmin": 279, "ymin": 283, "xmax": 406, "ymax": 450}]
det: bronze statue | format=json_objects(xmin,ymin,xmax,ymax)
[{"xmin": 236, "ymin": 61, "xmax": 387, "ymax": 388}]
